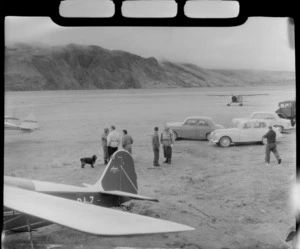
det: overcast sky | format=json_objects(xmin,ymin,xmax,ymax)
[{"xmin": 5, "ymin": 15, "xmax": 295, "ymax": 71}]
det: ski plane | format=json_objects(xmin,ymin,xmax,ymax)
[
  {"xmin": 207, "ymin": 93, "xmax": 269, "ymax": 106},
  {"xmin": 3, "ymin": 150, "xmax": 194, "ymax": 241},
  {"xmin": 5, "ymin": 113, "xmax": 38, "ymax": 132}
]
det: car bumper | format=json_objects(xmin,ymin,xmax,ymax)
[{"xmin": 210, "ymin": 137, "xmax": 220, "ymax": 143}]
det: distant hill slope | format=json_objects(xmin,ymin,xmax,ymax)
[{"xmin": 5, "ymin": 43, "xmax": 295, "ymax": 91}]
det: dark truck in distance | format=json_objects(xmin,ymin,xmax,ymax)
[{"xmin": 275, "ymin": 100, "xmax": 296, "ymax": 127}]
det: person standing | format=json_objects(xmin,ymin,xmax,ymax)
[
  {"xmin": 161, "ymin": 126, "xmax": 174, "ymax": 164},
  {"xmin": 263, "ymin": 125, "xmax": 281, "ymax": 165},
  {"xmin": 122, "ymin": 129, "xmax": 133, "ymax": 154},
  {"xmin": 152, "ymin": 127, "xmax": 160, "ymax": 166},
  {"xmin": 101, "ymin": 128, "xmax": 109, "ymax": 165},
  {"xmin": 107, "ymin": 125, "xmax": 121, "ymax": 160}
]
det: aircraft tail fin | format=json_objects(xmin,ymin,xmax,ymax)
[
  {"xmin": 19, "ymin": 113, "xmax": 38, "ymax": 131},
  {"xmin": 94, "ymin": 150, "xmax": 138, "ymax": 194}
]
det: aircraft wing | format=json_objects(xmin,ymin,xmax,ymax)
[
  {"xmin": 238, "ymin": 94, "xmax": 269, "ymax": 96},
  {"xmin": 19, "ymin": 113, "xmax": 38, "ymax": 131},
  {"xmin": 4, "ymin": 116, "xmax": 19, "ymax": 121},
  {"xmin": 207, "ymin": 94, "xmax": 232, "ymax": 96},
  {"xmin": 207, "ymin": 94, "xmax": 269, "ymax": 97},
  {"xmin": 4, "ymin": 185, "xmax": 194, "ymax": 236},
  {"xmin": 98, "ymin": 189, "xmax": 159, "ymax": 202}
]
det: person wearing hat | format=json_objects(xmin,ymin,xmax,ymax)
[
  {"xmin": 122, "ymin": 129, "xmax": 133, "ymax": 154},
  {"xmin": 160, "ymin": 126, "xmax": 175, "ymax": 164},
  {"xmin": 152, "ymin": 126, "xmax": 160, "ymax": 166},
  {"xmin": 263, "ymin": 125, "xmax": 281, "ymax": 165},
  {"xmin": 101, "ymin": 127, "xmax": 109, "ymax": 165}
]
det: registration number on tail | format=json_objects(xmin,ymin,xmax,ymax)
[{"xmin": 77, "ymin": 196, "xmax": 94, "ymax": 204}]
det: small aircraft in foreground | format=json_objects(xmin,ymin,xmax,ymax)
[
  {"xmin": 207, "ymin": 93, "xmax": 269, "ymax": 106},
  {"xmin": 5, "ymin": 113, "xmax": 38, "ymax": 132},
  {"xmin": 3, "ymin": 150, "xmax": 194, "ymax": 244}
]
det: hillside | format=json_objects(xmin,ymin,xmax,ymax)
[{"xmin": 5, "ymin": 43, "xmax": 295, "ymax": 91}]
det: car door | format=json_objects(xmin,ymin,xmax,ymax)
[
  {"xmin": 239, "ymin": 121, "xmax": 254, "ymax": 142},
  {"xmin": 182, "ymin": 118, "xmax": 198, "ymax": 139},
  {"xmin": 195, "ymin": 119, "xmax": 211, "ymax": 139},
  {"xmin": 253, "ymin": 121, "xmax": 268, "ymax": 141}
]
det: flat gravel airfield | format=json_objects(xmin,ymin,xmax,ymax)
[{"xmin": 4, "ymin": 85, "xmax": 296, "ymax": 249}]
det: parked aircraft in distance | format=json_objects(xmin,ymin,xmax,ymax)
[
  {"xmin": 3, "ymin": 150, "xmax": 194, "ymax": 244},
  {"xmin": 207, "ymin": 93, "xmax": 269, "ymax": 106},
  {"xmin": 5, "ymin": 113, "xmax": 38, "ymax": 132}
]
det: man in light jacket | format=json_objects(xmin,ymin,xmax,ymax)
[
  {"xmin": 161, "ymin": 126, "xmax": 174, "ymax": 164},
  {"xmin": 107, "ymin": 125, "xmax": 121, "ymax": 160}
]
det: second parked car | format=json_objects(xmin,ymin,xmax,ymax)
[
  {"xmin": 166, "ymin": 116, "xmax": 224, "ymax": 140},
  {"xmin": 210, "ymin": 118, "xmax": 283, "ymax": 147},
  {"xmin": 249, "ymin": 111, "xmax": 292, "ymax": 132}
]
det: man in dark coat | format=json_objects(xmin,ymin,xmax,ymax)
[
  {"xmin": 152, "ymin": 127, "xmax": 160, "ymax": 166},
  {"xmin": 263, "ymin": 125, "xmax": 281, "ymax": 165},
  {"xmin": 101, "ymin": 127, "xmax": 109, "ymax": 164},
  {"xmin": 122, "ymin": 129, "xmax": 133, "ymax": 154}
]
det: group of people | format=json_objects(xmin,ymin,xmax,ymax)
[
  {"xmin": 100, "ymin": 123, "xmax": 282, "ymax": 167},
  {"xmin": 100, "ymin": 125, "xmax": 175, "ymax": 167},
  {"xmin": 101, "ymin": 125, "xmax": 133, "ymax": 165},
  {"xmin": 152, "ymin": 126, "xmax": 175, "ymax": 166}
]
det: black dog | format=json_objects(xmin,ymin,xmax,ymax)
[{"xmin": 80, "ymin": 155, "xmax": 97, "ymax": 168}]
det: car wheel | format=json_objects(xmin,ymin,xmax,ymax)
[
  {"xmin": 262, "ymin": 137, "xmax": 267, "ymax": 145},
  {"xmin": 206, "ymin": 133, "xmax": 211, "ymax": 141},
  {"xmin": 173, "ymin": 131, "xmax": 178, "ymax": 141},
  {"xmin": 275, "ymin": 125, "xmax": 283, "ymax": 133},
  {"xmin": 219, "ymin": 136, "xmax": 231, "ymax": 147}
]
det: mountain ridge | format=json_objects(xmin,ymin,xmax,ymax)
[{"xmin": 5, "ymin": 43, "xmax": 295, "ymax": 91}]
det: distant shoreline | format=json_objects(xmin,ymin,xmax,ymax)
[{"xmin": 4, "ymin": 85, "xmax": 295, "ymax": 99}]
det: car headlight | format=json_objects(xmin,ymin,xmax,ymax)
[{"xmin": 211, "ymin": 132, "xmax": 218, "ymax": 140}]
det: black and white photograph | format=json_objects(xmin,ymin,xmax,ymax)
[{"xmin": 3, "ymin": 1, "xmax": 298, "ymax": 249}]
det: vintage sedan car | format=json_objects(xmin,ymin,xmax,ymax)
[
  {"xmin": 249, "ymin": 111, "xmax": 292, "ymax": 132},
  {"xmin": 210, "ymin": 119, "xmax": 283, "ymax": 147},
  {"xmin": 166, "ymin": 116, "xmax": 224, "ymax": 140}
]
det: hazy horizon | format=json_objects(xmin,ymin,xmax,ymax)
[{"xmin": 5, "ymin": 16, "xmax": 295, "ymax": 72}]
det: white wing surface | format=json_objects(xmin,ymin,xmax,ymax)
[
  {"xmin": 4, "ymin": 186, "xmax": 194, "ymax": 236},
  {"xmin": 97, "ymin": 190, "xmax": 159, "ymax": 202},
  {"xmin": 239, "ymin": 94, "xmax": 269, "ymax": 96},
  {"xmin": 207, "ymin": 94, "xmax": 232, "ymax": 96},
  {"xmin": 19, "ymin": 113, "xmax": 38, "ymax": 131},
  {"xmin": 207, "ymin": 94, "xmax": 269, "ymax": 96}
]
